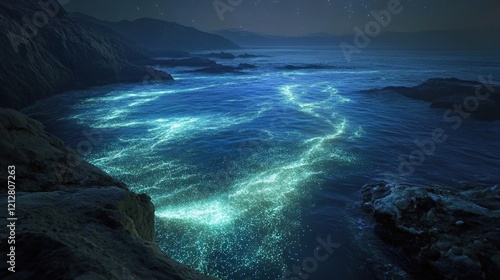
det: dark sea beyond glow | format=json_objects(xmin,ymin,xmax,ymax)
[{"xmin": 23, "ymin": 48, "xmax": 500, "ymax": 280}]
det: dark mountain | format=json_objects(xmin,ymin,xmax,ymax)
[
  {"xmin": 213, "ymin": 29, "xmax": 342, "ymax": 46},
  {"xmin": 71, "ymin": 12, "xmax": 239, "ymax": 51},
  {"xmin": 0, "ymin": 0, "xmax": 172, "ymax": 109}
]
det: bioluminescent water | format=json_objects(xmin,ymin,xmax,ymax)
[
  {"xmin": 68, "ymin": 76, "xmax": 359, "ymax": 279},
  {"xmin": 24, "ymin": 48, "xmax": 500, "ymax": 279}
]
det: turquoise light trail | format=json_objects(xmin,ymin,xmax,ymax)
[{"xmin": 73, "ymin": 75, "xmax": 360, "ymax": 279}]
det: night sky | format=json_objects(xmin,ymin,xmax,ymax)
[{"xmin": 62, "ymin": 0, "xmax": 500, "ymax": 36}]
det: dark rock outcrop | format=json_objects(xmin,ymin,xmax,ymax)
[
  {"xmin": 144, "ymin": 57, "xmax": 217, "ymax": 68},
  {"xmin": 279, "ymin": 64, "xmax": 333, "ymax": 70},
  {"xmin": 0, "ymin": 108, "xmax": 216, "ymax": 280},
  {"xmin": 238, "ymin": 53, "xmax": 265, "ymax": 58},
  {"xmin": 187, "ymin": 62, "xmax": 258, "ymax": 74},
  {"xmin": 361, "ymin": 182, "xmax": 500, "ymax": 280},
  {"xmin": 0, "ymin": 108, "xmax": 124, "ymax": 192},
  {"xmin": 150, "ymin": 50, "xmax": 192, "ymax": 58},
  {"xmin": 378, "ymin": 78, "xmax": 500, "ymax": 121},
  {"xmin": 237, "ymin": 63, "xmax": 257, "ymax": 69},
  {"xmin": 200, "ymin": 52, "xmax": 236, "ymax": 59},
  {"xmin": 0, "ymin": 0, "xmax": 173, "ymax": 109}
]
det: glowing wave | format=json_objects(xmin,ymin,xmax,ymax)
[{"xmin": 77, "ymin": 80, "xmax": 360, "ymax": 279}]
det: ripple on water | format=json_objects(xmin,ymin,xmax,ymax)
[{"xmin": 76, "ymin": 80, "xmax": 361, "ymax": 279}]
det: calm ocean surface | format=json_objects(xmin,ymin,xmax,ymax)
[{"xmin": 23, "ymin": 47, "xmax": 500, "ymax": 279}]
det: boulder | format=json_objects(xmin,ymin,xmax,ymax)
[{"xmin": 361, "ymin": 182, "xmax": 500, "ymax": 280}]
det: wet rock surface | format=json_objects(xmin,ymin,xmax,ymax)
[
  {"xmin": 376, "ymin": 78, "xmax": 500, "ymax": 121},
  {"xmin": 361, "ymin": 182, "xmax": 500, "ymax": 280}
]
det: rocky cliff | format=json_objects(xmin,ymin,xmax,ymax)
[
  {"xmin": 0, "ymin": 0, "xmax": 173, "ymax": 110},
  {"xmin": 0, "ymin": 108, "xmax": 216, "ymax": 279}
]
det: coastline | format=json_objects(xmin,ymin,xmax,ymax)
[{"xmin": 0, "ymin": 108, "xmax": 217, "ymax": 279}]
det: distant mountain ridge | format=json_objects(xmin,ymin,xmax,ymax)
[
  {"xmin": 214, "ymin": 27, "xmax": 500, "ymax": 49},
  {"xmin": 71, "ymin": 12, "xmax": 239, "ymax": 51}
]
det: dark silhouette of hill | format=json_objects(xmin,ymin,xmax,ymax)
[
  {"xmin": 71, "ymin": 12, "xmax": 239, "ymax": 51},
  {"xmin": 0, "ymin": 0, "xmax": 173, "ymax": 109}
]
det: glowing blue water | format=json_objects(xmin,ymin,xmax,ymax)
[{"xmin": 24, "ymin": 48, "xmax": 500, "ymax": 279}]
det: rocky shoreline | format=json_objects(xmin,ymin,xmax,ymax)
[
  {"xmin": 0, "ymin": 0, "xmax": 224, "ymax": 109},
  {"xmin": 0, "ymin": 109, "xmax": 216, "ymax": 279},
  {"xmin": 361, "ymin": 182, "xmax": 500, "ymax": 280},
  {"xmin": 369, "ymin": 78, "xmax": 500, "ymax": 121}
]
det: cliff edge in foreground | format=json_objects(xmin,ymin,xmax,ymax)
[{"xmin": 0, "ymin": 108, "xmax": 215, "ymax": 280}]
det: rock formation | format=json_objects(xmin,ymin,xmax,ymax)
[
  {"xmin": 0, "ymin": 0, "xmax": 173, "ymax": 109},
  {"xmin": 0, "ymin": 108, "xmax": 216, "ymax": 280},
  {"xmin": 375, "ymin": 78, "xmax": 500, "ymax": 121},
  {"xmin": 361, "ymin": 182, "xmax": 500, "ymax": 280}
]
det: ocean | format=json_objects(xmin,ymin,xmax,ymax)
[{"xmin": 22, "ymin": 47, "xmax": 500, "ymax": 279}]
